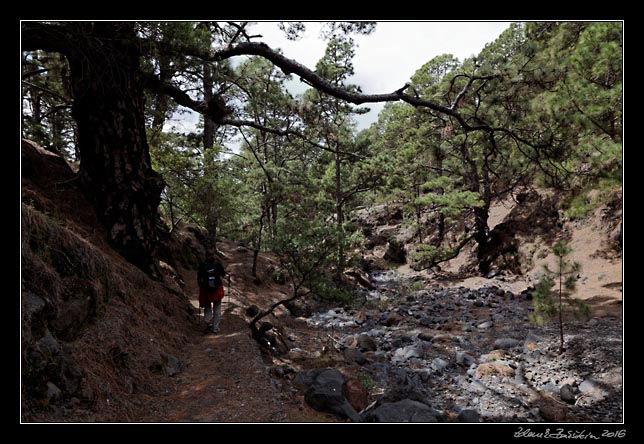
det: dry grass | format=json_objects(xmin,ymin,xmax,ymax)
[
  {"xmin": 21, "ymin": 141, "xmax": 198, "ymax": 422},
  {"xmin": 22, "ymin": 203, "xmax": 197, "ymax": 422}
]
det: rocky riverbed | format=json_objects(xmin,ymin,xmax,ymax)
[{"xmin": 287, "ymin": 272, "xmax": 623, "ymax": 423}]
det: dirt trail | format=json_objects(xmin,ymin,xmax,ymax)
[
  {"xmin": 137, "ymin": 313, "xmax": 290, "ymax": 422},
  {"xmin": 135, "ymin": 240, "xmax": 332, "ymax": 423}
]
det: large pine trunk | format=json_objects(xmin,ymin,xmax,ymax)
[
  {"xmin": 473, "ymin": 206, "xmax": 492, "ymax": 275},
  {"xmin": 67, "ymin": 23, "xmax": 164, "ymax": 277}
]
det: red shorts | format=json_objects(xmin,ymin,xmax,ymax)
[{"xmin": 199, "ymin": 286, "xmax": 224, "ymax": 307}]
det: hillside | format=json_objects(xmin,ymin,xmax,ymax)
[
  {"xmin": 22, "ymin": 139, "xmax": 193, "ymax": 421},
  {"xmin": 352, "ymin": 190, "xmax": 622, "ymax": 315}
]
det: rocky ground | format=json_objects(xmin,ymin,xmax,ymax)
[{"xmin": 290, "ymin": 270, "xmax": 622, "ymax": 422}]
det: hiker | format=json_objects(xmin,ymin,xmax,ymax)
[{"xmin": 197, "ymin": 251, "xmax": 229, "ymax": 333}]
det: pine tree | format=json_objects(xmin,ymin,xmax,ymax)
[{"xmin": 530, "ymin": 240, "xmax": 590, "ymax": 354}]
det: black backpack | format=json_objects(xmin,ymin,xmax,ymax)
[{"xmin": 205, "ymin": 267, "xmax": 218, "ymax": 289}]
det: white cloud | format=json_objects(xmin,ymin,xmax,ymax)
[
  {"xmin": 250, "ymin": 21, "xmax": 512, "ymax": 130},
  {"xmin": 174, "ymin": 22, "xmax": 513, "ymax": 135}
]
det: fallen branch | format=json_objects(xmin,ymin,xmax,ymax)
[{"xmin": 326, "ymin": 333, "xmax": 344, "ymax": 351}]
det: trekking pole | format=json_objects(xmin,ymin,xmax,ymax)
[{"xmin": 227, "ymin": 274, "xmax": 231, "ymax": 307}]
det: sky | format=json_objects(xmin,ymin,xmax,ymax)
[
  {"xmin": 167, "ymin": 21, "xmax": 512, "ymax": 133},
  {"xmin": 251, "ymin": 21, "xmax": 512, "ymax": 129}
]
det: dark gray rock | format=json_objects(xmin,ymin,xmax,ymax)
[
  {"xmin": 418, "ymin": 317, "xmax": 434, "ymax": 327},
  {"xmin": 356, "ymin": 334, "xmax": 378, "ymax": 352},
  {"xmin": 457, "ymin": 409, "xmax": 481, "ymax": 423},
  {"xmin": 294, "ymin": 368, "xmax": 324, "ymax": 390},
  {"xmin": 418, "ymin": 333, "xmax": 434, "ymax": 342},
  {"xmin": 164, "ymin": 354, "xmax": 182, "ymax": 376},
  {"xmin": 560, "ymin": 384, "xmax": 576, "ymax": 404},
  {"xmin": 401, "ymin": 333, "xmax": 414, "ymax": 342},
  {"xmin": 304, "ymin": 368, "xmax": 362, "ymax": 422},
  {"xmin": 456, "ymin": 351, "xmax": 477, "ymax": 366},
  {"xmin": 391, "ymin": 334, "xmax": 413, "ymax": 348},
  {"xmin": 523, "ymin": 290, "xmax": 533, "ymax": 301},
  {"xmin": 364, "ymin": 362, "xmax": 391, "ymax": 385},
  {"xmin": 493, "ymin": 338, "xmax": 521, "ymax": 350},
  {"xmin": 369, "ymin": 399, "xmax": 438, "ymax": 423},
  {"xmin": 344, "ymin": 348, "xmax": 367, "ymax": 365},
  {"xmin": 380, "ymin": 368, "xmax": 428, "ymax": 404}
]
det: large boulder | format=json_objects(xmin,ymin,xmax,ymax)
[
  {"xmin": 301, "ymin": 368, "xmax": 362, "ymax": 422},
  {"xmin": 368, "ymin": 399, "xmax": 438, "ymax": 423}
]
